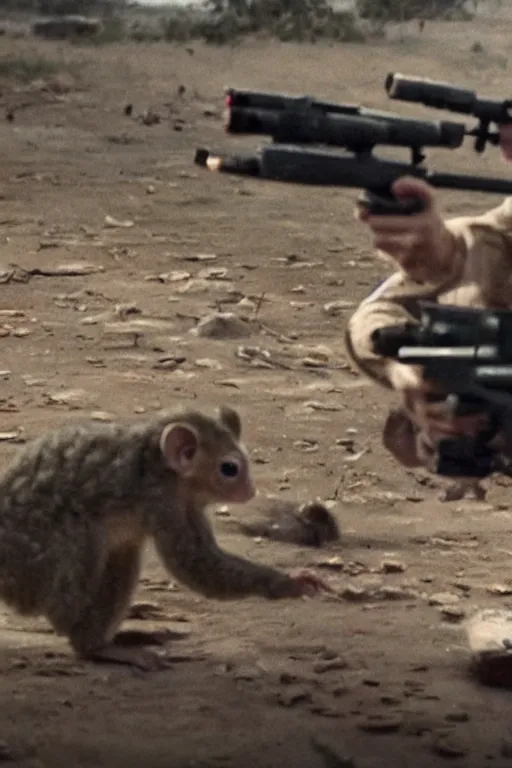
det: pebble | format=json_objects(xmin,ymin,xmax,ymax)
[
  {"xmin": 428, "ymin": 592, "xmax": 460, "ymax": 606},
  {"xmin": 445, "ymin": 710, "xmax": 470, "ymax": 723},
  {"xmin": 313, "ymin": 658, "xmax": 347, "ymax": 674},
  {"xmin": 380, "ymin": 559, "xmax": 406, "ymax": 574},
  {"xmin": 439, "ymin": 606, "xmax": 466, "ymax": 623},
  {"xmin": 431, "ymin": 732, "xmax": 467, "ymax": 758},
  {"xmin": 276, "ymin": 685, "xmax": 312, "ymax": 707},
  {"xmin": 357, "ymin": 713, "xmax": 402, "ymax": 733}
]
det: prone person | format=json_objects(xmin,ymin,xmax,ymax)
[{"xmin": 345, "ymin": 124, "xmax": 512, "ymax": 497}]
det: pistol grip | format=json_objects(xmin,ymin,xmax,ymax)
[{"xmin": 357, "ymin": 190, "xmax": 425, "ymax": 216}]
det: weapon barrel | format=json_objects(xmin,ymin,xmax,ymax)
[
  {"xmin": 425, "ymin": 170, "xmax": 512, "ymax": 195},
  {"xmin": 258, "ymin": 145, "xmax": 512, "ymax": 195},
  {"xmin": 225, "ymin": 87, "xmax": 360, "ymax": 115},
  {"xmin": 385, "ymin": 72, "xmax": 512, "ymax": 124},
  {"xmin": 386, "ymin": 73, "xmax": 477, "ymax": 114},
  {"xmin": 225, "ymin": 106, "xmax": 465, "ymax": 151},
  {"xmin": 195, "ymin": 144, "xmax": 512, "ymax": 197},
  {"xmin": 475, "ymin": 366, "xmax": 512, "ymax": 388}
]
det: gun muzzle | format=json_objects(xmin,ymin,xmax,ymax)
[
  {"xmin": 370, "ymin": 324, "xmax": 421, "ymax": 357},
  {"xmin": 194, "ymin": 147, "xmax": 260, "ymax": 177},
  {"xmin": 385, "ymin": 73, "xmax": 477, "ymax": 115}
]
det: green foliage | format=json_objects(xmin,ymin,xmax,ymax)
[
  {"xmin": 163, "ymin": 0, "xmax": 366, "ymax": 45},
  {"xmin": 356, "ymin": 0, "xmax": 473, "ymax": 21},
  {"xmin": 0, "ymin": 52, "xmax": 66, "ymax": 81},
  {"xmin": 1, "ymin": 0, "xmax": 126, "ymax": 15}
]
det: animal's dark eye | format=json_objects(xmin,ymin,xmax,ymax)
[{"xmin": 220, "ymin": 460, "xmax": 239, "ymax": 478}]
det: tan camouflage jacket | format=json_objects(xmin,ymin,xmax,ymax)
[{"xmin": 345, "ymin": 197, "xmax": 512, "ymax": 389}]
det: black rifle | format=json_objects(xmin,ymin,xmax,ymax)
[
  {"xmin": 224, "ymin": 86, "xmax": 467, "ymax": 164},
  {"xmin": 195, "ymin": 86, "xmax": 512, "ymax": 215},
  {"xmin": 194, "ymin": 143, "xmax": 512, "ymax": 216},
  {"xmin": 371, "ymin": 302, "xmax": 512, "ymax": 479},
  {"xmin": 385, "ymin": 73, "xmax": 512, "ymax": 153}
]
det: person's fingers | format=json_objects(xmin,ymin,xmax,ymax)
[
  {"xmin": 364, "ymin": 214, "xmax": 430, "ymax": 234},
  {"xmin": 373, "ymin": 233, "xmax": 416, "ymax": 258},
  {"xmin": 391, "ymin": 176, "xmax": 437, "ymax": 210},
  {"xmin": 499, "ymin": 124, "xmax": 512, "ymax": 162}
]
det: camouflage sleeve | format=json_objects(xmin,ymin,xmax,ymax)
[{"xmin": 344, "ymin": 197, "xmax": 512, "ymax": 390}]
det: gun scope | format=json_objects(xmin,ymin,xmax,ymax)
[
  {"xmin": 225, "ymin": 106, "xmax": 466, "ymax": 153},
  {"xmin": 385, "ymin": 73, "xmax": 512, "ymax": 125}
]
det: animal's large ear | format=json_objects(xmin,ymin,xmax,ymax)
[
  {"xmin": 218, "ymin": 406, "xmax": 241, "ymax": 440},
  {"xmin": 160, "ymin": 422, "xmax": 199, "ymax": 474}
]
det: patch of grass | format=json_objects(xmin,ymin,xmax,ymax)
[{"xmin": 0, "ymin": 53, "xmax": 63, "ymax": 83}]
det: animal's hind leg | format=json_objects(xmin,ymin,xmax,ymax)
[{"xmin": 48, "ymin": 545, "xmax": 170, "ymax": 671}]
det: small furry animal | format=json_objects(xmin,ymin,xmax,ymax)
[
  {"xmin": 0, "ymin": 405, "xmax": 329, "ymax": 670},
  {"xmin": 235, "ymin": 500, "xmax": 340, "ymax": 548}
]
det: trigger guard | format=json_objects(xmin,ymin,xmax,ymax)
[{"xmin": 358, "ymin": 190, "xmax": 425, "ymax": 216}]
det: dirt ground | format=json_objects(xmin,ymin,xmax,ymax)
[{"xmin": 2, "ymin": 12, "xmax": 512, "ymax": 768}]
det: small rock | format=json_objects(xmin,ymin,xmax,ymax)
[
  {"xmin": 301, "ymin": 355, "xmax": 330, "ymax": 368},
  {"xmin": 310, "ymin": 737, "xmax": 355, "ymax": 767},
  {"xmin": 237, "ymin": 297, "xmax": 257, "ymax": 313},
  {"xmin": 316, "ymin": 556, "xmax": 344, "ymax": 572},
  {"xmin": 304, "ymin": 401, "xmax": 342, "ymax": 412},
  {"xmin": 46, "ymin": 389, "xmax": 92, "ymax": 409},
  {"xmin": 194, "ymin": 358, "xmax": 223, "ymax": 370},
  {"xmin": 445, "ymin": 710, "xmax": 470, "ymax": 723},
  {"xmin": 357, "ymin": 713, "xmax": 402, "ymax": 733},
  {"xmin": 380, "ymin": 559, "xmax": 406, "ymax": 574},
  {"xmin": 380, "ymin": 695, "xmax": 401, "ymax": 706},
  {"xmin": 440, "ymin": 606, "xmax": 466, "ymax": 623},
  {"xmin": 128, "ymin": 602, "xmax": 167, "ymax": 620},
  {"xmin": 431, "ymin": 732, "xmax": 467, "ymax": 758},
  {"xmin": 487, "ymin": 584, "xmax": 512, "ymax": 596},
  {"xmin": 104, "ymin": 215, "xmax": 134, "ymax": 229},
  {"xmin": 191, "ymin": 312, "xmax": 251, "ymax": 340},
  {"xmin": 428, "ymin": 592, "xmax": 460, "ymax": 607},
  {"xmin": 313, "ymin": 658, "xmax": 348, "ymax": 674},
  {"xmin": 146, "ymin": 270, "xmax": 191, "ymax": 283},
  {"xmin": 90, "ymin": 411, "xmax": 115, "ymax": 422},
  {"xmin": 341, "ymin": 586, "xmax": 369, "ymax": 602},
  {"xmin": 309, "ymin": 705, "xmax": 343, "ymax": 718},
  {"xmin": 276, "ymin": 685, "xmax": 312, "ymax": 707},
  {"xmin": 323, "ymin": 300, "xmax": 356, "ymax": 316},
  {"xmin": 178, "ymin": 252, "xmax": 217, "ymax": 262},
  {"xmin": 197, "ymin": 267, "xmax": 228, "ymax": 280},
  {"xmin": 233, "ymin": 665, "xmax": 263, "ymax": 681},
  {"xmin": 374, "ymin": 585, "xmax": 418, "ymax": 601}
]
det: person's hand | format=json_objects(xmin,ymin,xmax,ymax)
[
  {"xmin": 355, "ymin": 176, "xmax": 457, "ymax": 283},
  {"xmin": 387, "ymin": 361, "xmax": 490, "ymax": 439},
  {"xmin": 499, "ymin": 124, "xmax": 512, "ymax": 163}
]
